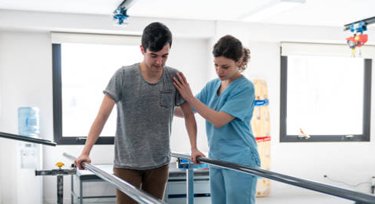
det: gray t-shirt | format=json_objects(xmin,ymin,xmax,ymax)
[{"xmin": 104, "ymin": 63, "xmax": 185, "ymax": 170}]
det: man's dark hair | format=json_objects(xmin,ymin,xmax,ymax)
[{"xmin": 141, "ymin": 22, "xmax": 172, "ymax": 52}]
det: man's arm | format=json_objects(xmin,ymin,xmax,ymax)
[
  {"xmin": 75, "ymin": 94, "xmax": 115, "ymax": 169},
  {"xmin": 174, "ymin": 72, "xmax": 234, "ymax": 128},
  {"xmin": 174, "ymin": 107, "xmax": 184, "ymax": 118},
  {"xmin": 180, "ymin": 102, "xmax": 205, "ymax": 163}
]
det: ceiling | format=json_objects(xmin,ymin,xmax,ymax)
[{"xmin": 0, "ymin": 0, "xmax": 374, "ymax": 28}]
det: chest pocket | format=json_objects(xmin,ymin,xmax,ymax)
[{"xmin": 160, "ymin": 90, "xmax": 174, "ymax": 108}]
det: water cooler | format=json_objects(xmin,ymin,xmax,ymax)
[{"xmin": 17, "ymin": 107, "xmax": 43, "ymax": 204}]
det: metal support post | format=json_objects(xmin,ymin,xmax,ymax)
[
  {"xmin": 35, "ymin": 163, "xmax": 76, "ymax": 204},
  {"xmin": 57, "ymin": 175, "xmax": 64, "ymax": 204},
  {"xmin": 186, "ymin": 161, "xmax": 194, "ymax": 204}
]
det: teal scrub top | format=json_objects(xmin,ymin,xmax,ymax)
[{"xmin": 196, "ymin": 76, "xmax": 260, "ymax": 167}]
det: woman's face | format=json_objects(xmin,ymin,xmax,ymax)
[{"xmin": 214, "ymin": 56, "xmax": 241, "ymax": 81}]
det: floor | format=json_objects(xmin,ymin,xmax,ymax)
[{"xmin": 66, "ymin": 194, "xmax": 355, "ymax": 204}]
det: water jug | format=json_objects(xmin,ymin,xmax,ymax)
[{"xmin": 18, "ymin": 107, "xmax": 40, "ymax": 137}]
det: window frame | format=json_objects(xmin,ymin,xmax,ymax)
[
  {"xmin": 53, "ymin": 44, "xmax": 115, "ymax": 145},
  {"xmin": 52, "ymin": 33, "xmax": 141, "ymax": 145},
  {"xmin": 280, "ymin": 53, "xmax": 372, "ymax": 143}
]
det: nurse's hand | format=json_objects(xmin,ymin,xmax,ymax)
[
  {"xmin": 173, "ymin": 72, "xmax": 194, "ymax": 102},
  {"xmin": 191, "ymin": 148, "xmax": 205, "ymax": 164}
]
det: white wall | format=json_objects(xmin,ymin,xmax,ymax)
[
  {"xmin": 0, "ymin": 31, "xmax": 50, "ymax": 204},
  {"xmin": 1, "ymin": 9, "xmax": 375, "ymax": 203}
]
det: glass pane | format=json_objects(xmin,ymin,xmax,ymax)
[
  {"xmin": 286, "ymin": 56, "xmax": 364, "ymax": 136},
  {"xmin": 61, "ymin": 43, "xmax": 142, "ymax": 137}
]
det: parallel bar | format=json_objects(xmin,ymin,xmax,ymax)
[
  {"xmin": 63, "ymin": 153, "xmax": 166, "ymax": 204},
  {"xmin": 172, "ymin": 153, "xmax": 375, "ymax": 204},
  {"xmin": 0, "ymin": 131, "xmax": 56, "ymax": 146}
]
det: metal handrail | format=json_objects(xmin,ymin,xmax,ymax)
[
  {"xmin": 0, "ymin": 131, "xmax": 56, "ymax": 146},
  {"xmin": 172, "ymin": 152, "xmax": 375, "ymax": 204},
  {"xmin": 63, "ymin": 153, "xmax": 166, "ymax": 204}
]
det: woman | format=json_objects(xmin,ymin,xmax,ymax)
[{"xmin": 173, "ymin": 35, "xmax": 260, "ymax": 204}]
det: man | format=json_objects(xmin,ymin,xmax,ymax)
[{"xmin": 75, "ymin": 22, "xmax": 204, "ymax": 204}]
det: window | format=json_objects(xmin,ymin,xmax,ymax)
[
  {"xmin": 280, "ymin": 43, "xmax": 372, "ymax": 142},
  {"xmin": 52, "ymin": 33, "xmax": 142, "ymax": 144}
]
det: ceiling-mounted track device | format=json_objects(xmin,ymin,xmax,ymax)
[
  {"xmin": 113, "ymin": 0, "xmax": 136, "ymax": 25},
  {"xmin": 344, "ymin": 16, "xmax": 375, "ymax": 56}
]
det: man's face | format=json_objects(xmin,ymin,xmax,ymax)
[{"xmin": 141, "ymin": 44, "xmax": 170, "ymax": 72}]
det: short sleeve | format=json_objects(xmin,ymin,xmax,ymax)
[
  {"xmin": 196, "ymin": 85, "xmax": 208, "ymax": 104},
  {"xmin": 196, "ymin": 79, "xmax": 218, "ymax": 105},
  {"xmin": 220, "ymin": 83, "xmax": 254, "ymax": 121},
  {"xmin": 103, "ymin": 67, "xmax": 124, "ymax": 102},
  {"xmin": 163, "ymin": 67, "xmax": 186, "ymax": 106}
]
